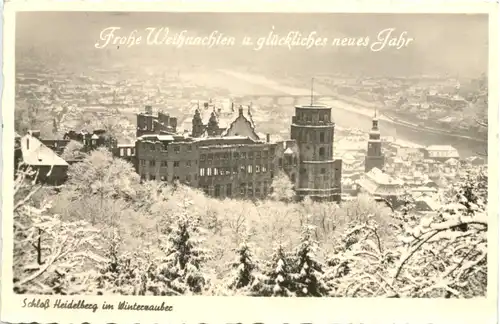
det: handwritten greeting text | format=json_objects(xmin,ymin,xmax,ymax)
[{"xmin": 95, "ymin": 26, "xmax": 414, "ymax": 52}]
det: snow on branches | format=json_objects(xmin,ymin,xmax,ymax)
[{"xmin": 13, "ymin": 168, "xmax": 105, "ymax": 295}]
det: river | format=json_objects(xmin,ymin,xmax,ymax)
[{"xmin": 216, "ymin": 69, "xmax": 487, "ymax": 158}]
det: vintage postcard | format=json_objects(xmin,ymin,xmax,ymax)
[{"xmin": 1, "ymin": 0, "xmax": 498, "ymax": 323}]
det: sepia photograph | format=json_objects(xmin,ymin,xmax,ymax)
[
  {"xmin": 1, "ymin": 2, "xmax": 498, "ymax": 322},
  {"xmin": 9, "ymin": 10, "xmax": 492, "ymax": 298}
]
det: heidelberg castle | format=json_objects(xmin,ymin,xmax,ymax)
[{"xmin": 17, "ymin": 100, "xmax": 344, "ymax": 202}]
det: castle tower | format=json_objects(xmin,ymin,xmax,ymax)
[
  {"xmin": 365, "ymin": 109, "xmax": 385, "ymax": 172},
  {"xmin": 192, "ymin": 108, "xmax": 204, "ymax": 137},
  {"xmin": 136, "ymin": 105, "xmax": 154, "ymax": 137},
  {"xmin": 290, "ymin": 104, "xmax": 342, "ymax": 202}
]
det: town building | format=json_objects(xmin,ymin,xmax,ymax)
[
  {"xmin": 357, "ymin": 167, "xmax": 404, "ymax": 207},
  {"xmin": 16, "ymin": 133, "xmax": 69, "ymax": 185},
  {"xmin": 365, "ymin": 111, "xmax": 385, "ymax": 172},
  {"xmin": 423, "ymin": 145, "xmax": 460, "ymax": 162}
]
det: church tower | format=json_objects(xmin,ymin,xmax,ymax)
[{"xmin": 365, "ymin": 109, "xmax": 385, "ymax": 172}]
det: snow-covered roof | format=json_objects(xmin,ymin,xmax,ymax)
[
  {"xmin": 20, "ymin": 135, "xmax": 68, "ymax": 167},
  {"xmin": 365, "ymin": 168, "xmax": 404, "ymax": 186}
]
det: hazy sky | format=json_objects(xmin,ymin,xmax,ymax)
[{"xmin": 16, "ymin": 12, "xmax": 489, "ymax": 77}]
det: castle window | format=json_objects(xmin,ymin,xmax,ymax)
[
  {"xmin": 223, "ymin": 153, "xmax": 229, "ymax": 160},
  {"xmin": 150, "ymin": 160, "xmax": 156, "ymax": 167},
  {"xmin": 321, "ymin": 168, "xmax": 326, "ymax": 174},
  {"xmin": 214, "ymin": 168, "xmax": 219, "ymax": 176},
  {"xmin": 120, "ymin": 148, "xmax": 125, "ymax": 156},
  {"xmin": 161, "ymin": 161, "xmax": 168, "ymax": 167},
  {"xmin": 291, "ymin": 174, "xmax": 296, "ymax": 182},
  {"xmin": 215, "ymin": 153, "xmax": 220, "ymax": 160},
  {"xmin": 247, "ymin": 165, "xmax": 253, "ymax": 173},
  {"xmin": 203, "ymin": 186, "xmax": 209, "ymax": 195},
  {"xmin": 207, "ymin": 168, "xmax": 212, "ymax": 176},
  {"xmin": 233, "ymin": 166, "xmax": 238, "ymax": 174},
  {"xmin": 241, "ymin": 152, "xmax": 247, "ymax": 159},
  {"xmin": 256, "ymin": 165, "xmax": 260, "ymax": 173},
  {"xmin": 256, "ymin": 151, "xmax": 261, "ymax": 159},
  {"xmin": 140, "ymin": 160, "xmax": 146, "ymax": 165},
  {"xmin": 262, "ymin": 165, "xmax": 267, "ymax": 172},
  {"xmin": 127, "ymin": 148, "xmax": 132, "ymax": 155},
  {"xmin": 263, "ymin": 150, "xmax": 268, "ymax": 158},
  {"xmin": 174, "ymin": 146, "xmax": 180, "ymax": 153},
  {"xmin": 151, "ymin": 144, "xmax": 156, "ymax": 151},
  {"xmin": 173, "ymin": 176, "xmax": 180, "ymax": 181},
  {"xmin": 186, "ymin": 161, "xmax": 191, "ymax": 166},
  {"xmin": 247, "ymin": 183, "xmax": 253, "ymax": 196},
  {"xmin": 240, "ymin": 183, "xmax": 246, "ymax": 195},
  {"xmin": 174, "ymin": 161, "xmax": 180, "ymax": 167},
  {"xmin": 199, "ymin": 168, "xmax": 205, "ymax": 177},
  {"xmin": 187, "ymin": 145, "xmax": 192, "ymax": 152},
  {"xmin": 249, "ymin": 152, "xmax": 254, "ymax": 159},
  {"xmin": 319, "ymin": 114, "xmax": 324, "ymax": 122},
  {"xmin": 319, "ymin": 147, "xmax": 325, "ymax": 158},
  {"xmin": 270, "ymin": 148, "xmax": 275, "ymax": 155},
  {"xmin": 240, "ymin": 165, "xmax": 245, "ymax": 173},
  {"xmin": 263, "ymin": 182, "xmax": 268, "ymax": 195},
  {"xmin": 255, "ymin": 187, "xmax": 261, "ymax": 195},
  {"xmin": 320, "ymin": 132, "xmax": 325, "ymax": 143},
  {"xmin": 201, "ymin": 154, "xmax": 206, "ymax": 161},
  {"xmin": 226, "ymin": 184, "xmax": 232, "ymax": 197},
  {"xmin": 214, "ymin": 185, "xmax": 221, "ymax": 197},
  {"xmin": 234, "ymin": 152, "xmax": 239, "ymax": 159},
  {"xmin": 208, "ymin": 153, "xmax": 213, "ymax": 160}
]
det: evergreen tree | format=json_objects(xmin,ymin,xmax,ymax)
[
  {"xmin": 226, "ymin": 241, "xmax": 263, "ymax": 295},
  {"xmin": 292, "ymin": 222, "xmax": 328, "ymax": 297},
  {"xmin": 153, "ymin": 201, "xmax": 211, "ymax": 295},
  {"xmin": 262, "ymin": 243, "xmax": 295, "ymax": 297}
]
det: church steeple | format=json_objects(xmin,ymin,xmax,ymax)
[{"xmin": 365, "ymin": 108, "xmax": 385, "ymax": 173}]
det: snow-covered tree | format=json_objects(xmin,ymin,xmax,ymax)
[
  {"xmin": 64, "ymin": 148, "xmax": 140, "ymax": 224},
  {"xmin": 270, "ymin": 171, "xmax": 295, "ymax": 203},
  {"xmin": 261, "ymin": 242, "xmax": 295, "ymax": 297},
  {"xmin": 392, "ymin": 168, "xmax": 488, "ymax": 297},
  {"xmin": 151, "ymin": 200, "xmax": 212, "ymax": 295},
  {"xmin": 60, "ymin": 140, "xmax": 86, "ymax": 161},
  {"xmin": 13, "ymin": 168, "xmax": 105, "ymax": 295},
  {"xmin": 95, "ymin": 229, "xmax": 155, "ymax": 295},
  {"xmin": 324, "ymin": 217, "xmax": 398, "ymax": 297},
  {"xmin": 292, "ymin": 221, "xmax": 328, "ymax": 297},
  {"xmin": 226, "ymin": 241, "xmax": 263, "ymax": 295}
]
